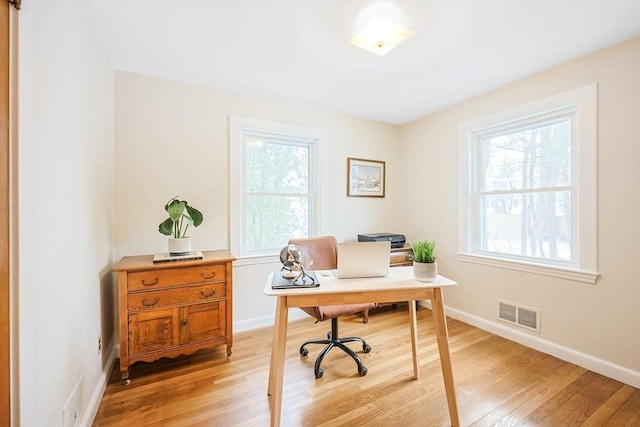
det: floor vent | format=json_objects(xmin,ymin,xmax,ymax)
[{"xmin": 498, "ymin": 300, "xmax": 541, "ymax": 332}]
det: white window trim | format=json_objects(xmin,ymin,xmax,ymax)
[
  {"xmin": 458, "ymin": 83, "xmax": 598, "ymax": 284},
  {"xmin": 229, "ymin": 115, "xmax": 329, "ymax": 265}
]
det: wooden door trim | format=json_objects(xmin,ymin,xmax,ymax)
[
  {"xmin": 0, "ymin": 0, "xmax": 19, "ymax": 424},
  {"xmin": 0, "ymin": 0, "xmax": 11, "ymax": 424}
]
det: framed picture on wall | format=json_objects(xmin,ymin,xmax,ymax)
[{"xmin": 347, "ymin": 157, "xmax": 386, "ymax": 197}]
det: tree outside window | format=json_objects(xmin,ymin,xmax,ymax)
[
  {"xmin": 230, "ymin": 116, "xmax": 328, "ymax": 260},
  {"xmin": 478, "ymin": 117, "xmax": 573, "ymax": 262}
]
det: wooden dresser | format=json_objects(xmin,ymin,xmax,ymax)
[{"xmin": 113, "ymin": 250, "xmax": 234, "ymax": 382}]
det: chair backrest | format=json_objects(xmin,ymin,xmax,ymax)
[
  {"xmin": 287, "ymin": 236, "xmax": 338, "ymax": 271},
  {"xmin": 288, "ymin": 235, "xmax": 374, "ymax": 322}
]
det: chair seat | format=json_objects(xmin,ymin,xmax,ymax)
[{"xmin": 302, "ymin": 302, "xmax": 375, "ymax": 322}]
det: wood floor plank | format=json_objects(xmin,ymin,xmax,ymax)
[
  {"xmin": 479, "ymin": 362, "xmax": 588, "ymax": 426},
  {"xmin": 582, "ymin": 385, "xmax": 638, "ymax": 426},
  {"xmin": 92, "ymin": 307, "xmax": 639, "ymax": 427},
  {"xmin": 602, "ymin": 388, "xmax": 640, "ymax": 426},
  {"xmin": 522, "ymin": 370, "xmax": 600, "ymax": 424},
  {"xmin": 540, "ymin": 375, "xmax": 622, "ymax": 425},
  {"xmin": 468, "ymin": 354, "xmax": 569, "ymax": 426}
]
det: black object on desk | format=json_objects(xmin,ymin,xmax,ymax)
[
  {"xmin": 271, "ymin": 271, "xmax": 320, "ymax": 289},
  {"xmin": 357, "ymin": 233, "xmax": 406, "ymax": 248}
]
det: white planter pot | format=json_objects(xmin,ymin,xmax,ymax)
[
  {"xmin": 413, "ymin": 261, "xmax": 437, "ymax": 282},
  {"xmin": 168, "ymin": 237, "xmax": 191, "ymax": 255}
]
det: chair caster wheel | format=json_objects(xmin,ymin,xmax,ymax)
[
  {"xmin": 358, "ymin": 366, "xmax": 368, "ymax": 376},
  {"xmin": 315, "ymin": 368, "xmax": 324, "ymax": 378},
  {"xmin": 300, "ymin": 347, "xmax": 308, "ymax": 357},
  {"xmin": 363, "ymin": 344, "xmax": 371, "ymax": 353}
]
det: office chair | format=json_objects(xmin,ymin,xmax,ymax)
[{"xmin": 288, "ymin": 236, "xmax": 376, "ymax": 378}]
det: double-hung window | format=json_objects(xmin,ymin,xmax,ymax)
[
  {"xmin": 230, "ymin": 116, "xmax": 328, "ymax": 262},
  {"xmin": 458, "ymin": 84, "xmax": 598, "ymax": 283}
]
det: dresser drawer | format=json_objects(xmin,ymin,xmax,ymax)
[
  {"xmin": 128, "ymin": 283, "xmax": 227, "ymax": 311},
  {"xmin": 128, "ymin": 264, "xmax": 226, "ymax": 291}
]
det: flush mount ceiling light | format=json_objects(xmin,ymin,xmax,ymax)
[{"xmin": 349, "ymin": 17, "xmax": 414, "ymax": 56}]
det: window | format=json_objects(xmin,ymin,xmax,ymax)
[
  {"xmin": 477, "ymin": 114, "xmax": 574, "ymax": 262},
  {"xmin": 230, "ymin": 116, "xmax": 328, "ymax": 262},
  {"xmin": 458, "ymin": 84, "xmax": 598, "ymax": 283}
]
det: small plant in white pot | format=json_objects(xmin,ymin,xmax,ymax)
[
  {"xmin": 411, "ymin": 240, "xmax": 437, "ymax": 282},
  {"xmin": 158, "ymin": 196, "xmax": 204, "ymax": 255}
]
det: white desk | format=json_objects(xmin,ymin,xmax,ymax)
[{"xmin": 264, "ymin": 266, "xmax": 459, "ymax": 427}]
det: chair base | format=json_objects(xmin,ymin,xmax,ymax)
[{"xmin": 299, "ymin": 317, "xmax": 371, "ymax": 378}]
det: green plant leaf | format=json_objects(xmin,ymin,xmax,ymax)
[
  {"xmin": 186, "ymin": 205, "xmax": 204, "ymax": 227},
  {"xmin": 411, "ymin": 240, "xmax": 437, "ymax": 263},
  {"xmin": 167, "ymin": 199, "xmax": 186, "ymax": 222},
  {"xmin": 158, "ymin": 218, "xmax": 174, "ymax": 236}
]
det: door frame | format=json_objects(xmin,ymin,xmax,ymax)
[
  {"xmin": 1, "ymin": 0, "xmax": 19, "ymax": 424},
  {"xmin": 1, "ymin": 0, "xmax": 11, "ymax": 424}
]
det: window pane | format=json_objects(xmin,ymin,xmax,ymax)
[
  {"xmin": 245, "ymin": 195, "xmax": 310, "ymax": 252},
  {"xmin": 482, "ymin": 119, "xmax": 571, "ymax": 191},
  {"xmin": 246, "ymin": 138, "xmax": 309, "ymax": 194},
  {"xmin": 479, "ymin": 191, "xmax": 572, "ymax": 261}
]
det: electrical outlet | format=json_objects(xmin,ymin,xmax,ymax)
[
  {"xmin": 62, "ymin": 376, "xmax": 83, "ymax": 427},
  {"xmin": 98, "ymin": 336, "xmax": 102, "ymax": 353}
]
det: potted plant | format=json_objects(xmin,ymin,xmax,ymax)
[
  {"xmin": 411, "ymin": 240, "xmax": 437, "ymax": 282},
  {"xmin": 158, "ymin": 196, "xmax": 204, "ymax": 255}
]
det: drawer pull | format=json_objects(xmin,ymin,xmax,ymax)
[
  {"xmin": 200, "ymin": 289, "xmax": 216, "ymax": 298},
  {"xmin": 141, "ymin": 278, "xmax": 159, "ymax": 287},
  {"xmin": 142, "ymin": 297, "xmax": 159, "ymax": 307},
  {"xmin": 201, "ymin": 272, "xmax": 216, "ymax": 280}
]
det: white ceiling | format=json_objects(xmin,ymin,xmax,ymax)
[{"xmin": 88, "ymin": 0, "xmax": 640, "ymax": 125}]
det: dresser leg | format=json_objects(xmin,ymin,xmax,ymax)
[
  {"xmin": 121, "ymin": 369, "xmax": 130, "ymax": 386},
  {"xmin": 227, "ymin": 345, "xmax": 232, "ymax": 357}
]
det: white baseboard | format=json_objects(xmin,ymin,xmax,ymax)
[
  {"xmin": 82, "ymin": 340, "xmax": 117, "ymax": 427},
  {"xmin": 234, "ymin": 310, "xmax": 308, "ymax": 333},
  {"xmin": 418, "ymin": 301, "xmax": 640, "ymax": 388}
]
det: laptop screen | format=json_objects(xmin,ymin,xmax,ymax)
[{"xmin": 335, "ymin": 241, "xmax": 391, "ymax": 278}]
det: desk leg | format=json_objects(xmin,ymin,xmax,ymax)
[
  {"xmin": 268, "ymin": 296, "xmax": 288, "ymax": 427},
  {"xmin": 408, "ymin": 299, "xmax": 419, "ymax": 380},
  {"xmin": 432, "ymin": 288, "xmax": 459, "ymax": 427}
]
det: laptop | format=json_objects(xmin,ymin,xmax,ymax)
[{"xmin": 334, "ymin": 241, "xmax": 391, "ymax": 279}]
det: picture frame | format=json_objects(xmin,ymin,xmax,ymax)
[{"xmin": 347, "ymin": 157, "xmax": 386, "ymax": 197}]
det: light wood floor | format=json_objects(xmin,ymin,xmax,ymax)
[{"xmin": 93, "ymin": 305, "xmax": 640, "ymax": 426}]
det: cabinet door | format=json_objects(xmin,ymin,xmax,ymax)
[
  {"xmin": 180, "ymin": 301, "xmax": 226, "ymax": 345},
  {"xmin": 129, "ymin": 307, "xmax": 180, "ymax": 356}
]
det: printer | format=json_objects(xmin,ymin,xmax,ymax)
[{"xmin": 357, "ymin": 233, "xmax": 406, "ymax": 249}]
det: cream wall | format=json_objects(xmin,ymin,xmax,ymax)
[
  {"xmin": 399, "ymin": 37, "xmax": 640, "ymax": 385},
  {"xmin": 17, "ymin": 1, "xmax": 115, "ymax": 426},
  {"xmin": 114, "ymin": 71, "xmax": 401, "ymax": 329}
]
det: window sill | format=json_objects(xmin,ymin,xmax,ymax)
[
  {"xmin": 457, "ymin": 252, "xmax": 598, "ymax": 284},
  {"xmin": 233, "ymin": 254, "xmax": 279, "ymax": 267}
]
